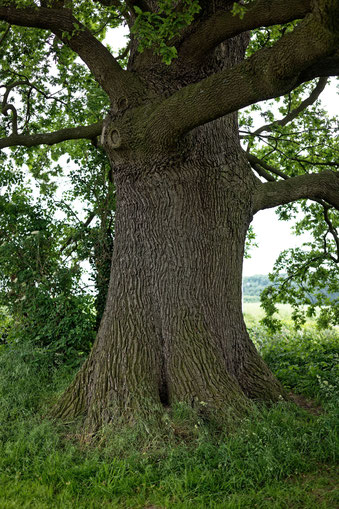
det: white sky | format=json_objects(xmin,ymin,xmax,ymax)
[
  {"xmin": 243, "ymin": 211, "xmax": 307, "ymax": 276},
  {"xmin": 243, "ymin": 83, "xmax": 338, "ymax": 276}
]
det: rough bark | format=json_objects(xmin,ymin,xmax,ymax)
[
  {"xmin": 93, "ymin": 222, "xmax": 114, "ymax": 330},
  {"xmin": 52, "ymin": 111, "xmax": 284, "ymax": 430}
]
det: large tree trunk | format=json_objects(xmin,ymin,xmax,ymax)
[{"xmin": 53, "ymin": 114, "xmax": 284, "ymax": 430}]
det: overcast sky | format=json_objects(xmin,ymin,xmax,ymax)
[{"xmin": 243, "ymin": 82, "xmax": 338, "ymax": 276}]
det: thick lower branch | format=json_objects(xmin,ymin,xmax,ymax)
[
  {"xmin": 253, "ymin": 170, "xmax": 339, "ymax": 213},
  {"xmin": 0, "ymin": 120, "xmax": 103, "ymax": 149},
  {"xmin": 145, "ymin": 6, "xmax": 339, "ymax": 147}
]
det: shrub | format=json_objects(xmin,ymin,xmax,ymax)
[{"xmin": 249, "ymin": 324, "xmax": 339, "ymax": 403}]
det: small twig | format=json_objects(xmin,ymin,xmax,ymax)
[
  {"xmin": 263, "ymin": 136, "xmax": 338, "ymax": 170},
  {"xmin": 279, "ymin": 254, "xmax": 326, "ymax": 291},
  {"xmin": 5, "ymin": 72, "xmax": 68, "ymax": 107},
  {"xmin": 116, "ymin": 41, "xmax": 131, "ymax": 61},
  {"xmin": 60, "ymin": 212, "xmax": 96, "ymax": 254},
  {"xmin": 322, "ymin": 207, "xmax": 339, "ymax": 263},
  {"xmin": 287, "ymin": 158, "xmax": 338, "ymax": 168},
  {"xmin": 246, "ymin": 151, "xmax": 289, "ymax": 180},
  {"xmin": 1, "ymin": 80, "xmax": 28, "ymax": 104},
  {"xmin": 257, "ymin": 138, "xmax": 314, "ymax": 174},
  {"xmin": 24, "ymin": 87, "xmax": 33, "ymax": 129}
]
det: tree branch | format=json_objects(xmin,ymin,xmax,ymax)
[
  {"xmin": 253, "ymin": 170, "xmax": 339, "ymax": 213},
  {"xmin": 0, "ymin": 81, "xmax": 27, "ymax": 136},
  {"xmin": 0, "ymin": 120, "xmax": 103, "ymax": 149},
  {"xmin": 145, "ymin": 4, "xmax": 339, "ymax": 147},
  {"xmin": 297, "ymin": 49, "xmax": 339, "ymax": 83},
  {"xmin": 0, "ymin": 5, "xmax": 143, "ymax": 104},
  {"xmin": 179, "ymin": 0, "xmax": 311, "ymax": 61},
  {"xmin": 249, "ymin": 161, "xmax": 276, "ymax": 182},
  {"xmin": 246, "ymin": 151, "xmax": 289, "ymax": 180},
  {"xmin": 250, "ymin": 77, "xmax": 328, "ymax": 138}
]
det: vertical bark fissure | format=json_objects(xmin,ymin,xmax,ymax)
[
  {"xmin": 52, "ymin": 35, "xmax": 286, "ymax": 429},
  {"xmin": 52, "ymin": 114, "xmax": 285, "ymax": 428}
]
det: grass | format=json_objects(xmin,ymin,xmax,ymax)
[
  {"xmin": 243, "ymin": 301, "xmax": 293, "ymax": 321},
  {"xmin": 0, "ymin": 323, "xmax": 338, "ymax": 508},
  {"xmin": 243, "ymin": 302, "xmax": 318, "ymax": 325}
]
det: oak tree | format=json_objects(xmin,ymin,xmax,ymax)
[{"xmin": 0, "ymin": 0, "xmax": 338, "ymax": 430}]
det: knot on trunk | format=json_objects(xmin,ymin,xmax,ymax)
[
  {"xmin": 109, "ymin": 127, "xmax": 122, "ymax": 149},
  {"xmin": 118, "ymin": 97, "xmax": 129, "ymax": 111}
]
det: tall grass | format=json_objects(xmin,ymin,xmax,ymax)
[{"xmin": 0, "ymin": 325, "xmax": 338, "ymax": 508}]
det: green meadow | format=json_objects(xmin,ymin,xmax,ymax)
[{"xmin": 243, "ymin": 302, "xmax": 299, "ymax": 323}]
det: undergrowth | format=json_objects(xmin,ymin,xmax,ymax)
[
  {"xmin": 0, "ymin": 325, "xmax": 338, "ymax": 508},
  {"xmin": 251, "ymin": 325, "xmax": 339, "ymax": 402}
]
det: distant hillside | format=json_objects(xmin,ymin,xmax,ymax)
[
  {"xmin": 242, "ymin": 275, "xmax": 270, "ymax": 302},
  {"xmin": 242, "ymin": 274, "xmax": 339, "ymax": 303}
]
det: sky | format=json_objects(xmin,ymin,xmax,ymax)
[
  {"xmin": 243, "ymin": 210, "xmax": 308, "ymax": 276},
  {"xmin": 106, "ymin": 26, "xmax": 338, "ymax": 277},
  {"xmin": 243, "ymin": 83, "xmax": 338, "ymax": 276}
]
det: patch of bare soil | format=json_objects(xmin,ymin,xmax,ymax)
[{"xmin": 289, "ymin": 392, "xmax": 323, "ymax": 415}]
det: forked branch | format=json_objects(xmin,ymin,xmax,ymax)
[
  {"xmin": 0, "ymin": 5, "xmax": 143, "ymax": 103},
  {"xmin": 0, "ymin": 80, "xmax": 27, "ymax": 136},
  {"xmin": 146, "ymin": 4, "xmax": 339, "ymax": 147},
  {"xmin": 179, "ymin": 0, "xmax": 311, "ymax": 61}
]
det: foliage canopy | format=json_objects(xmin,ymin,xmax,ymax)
[{"xmin": 0, "ymin": 0, "xmax": 338, "ymax": 347}]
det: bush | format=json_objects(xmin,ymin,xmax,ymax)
[
  {"xmin": 249, "ymin": 324, "xmax": 339, "ymax": 403},
  {"xmin": 0, "ymin": 186, "xmax": 96, "ymax": 367},
  {"xmin": 6, "ymin": 293, "xmax": 95, "ymax": 366}
]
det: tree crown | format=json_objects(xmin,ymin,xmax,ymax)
[{"xmin": 0, "ymin": 0, "xmax": 338, "ymax": 328}]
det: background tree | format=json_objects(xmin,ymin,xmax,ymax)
[
  {"xmin": 0, "ymin": 0, "xmax": 338, "ymax": 430},
  {"xmin": 0, "ymin": 129, "xmax": 114, "ymax": 360}
]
